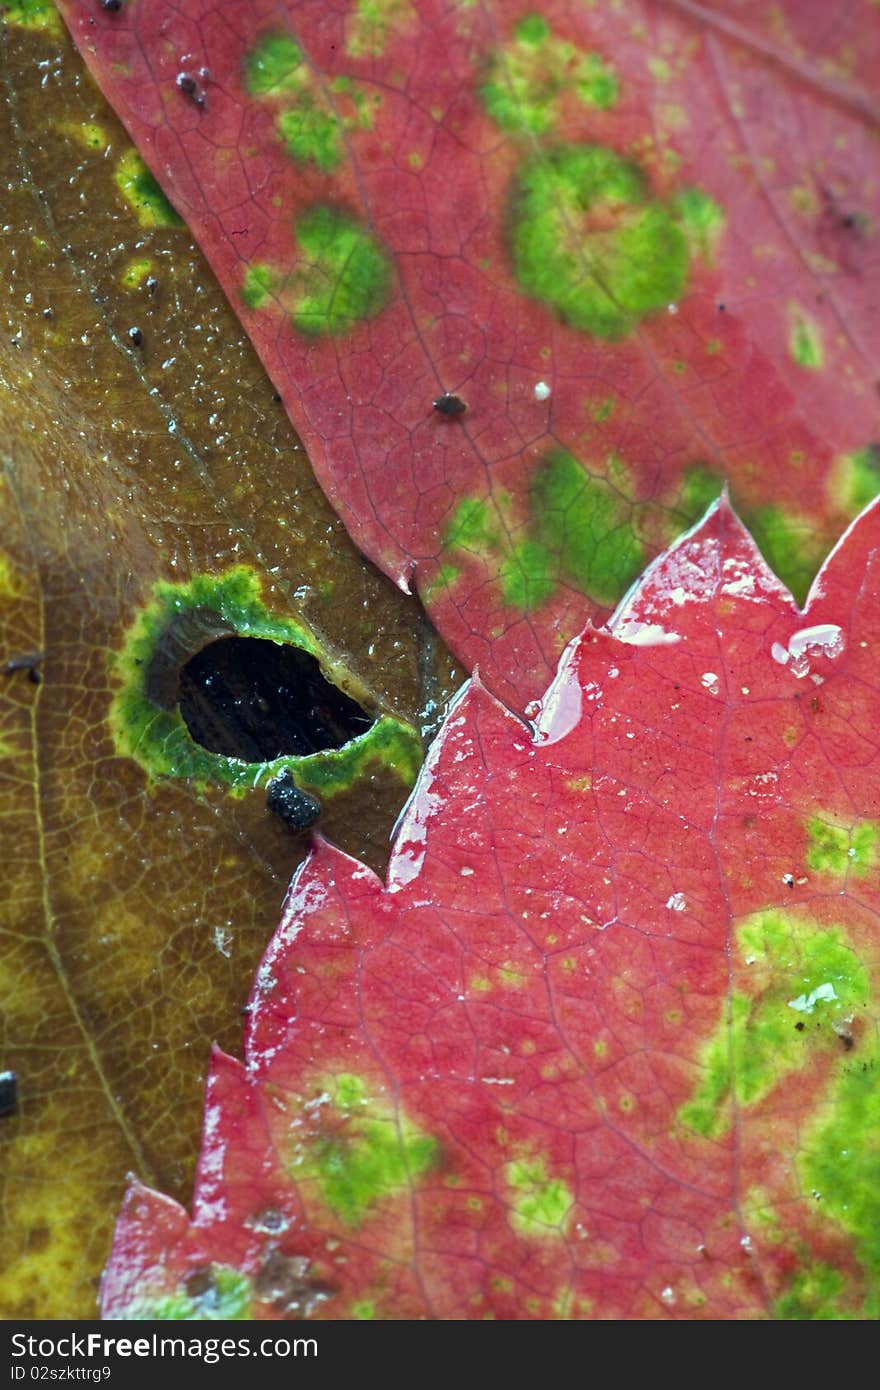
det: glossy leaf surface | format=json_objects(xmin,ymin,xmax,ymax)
[
  {"xmin": 102, "ymin": 500, "xmax": 880, "ymax": 1320},
  {"xmin": 58, "ymin": 0, "xmax": 880, "ymax": 709}
]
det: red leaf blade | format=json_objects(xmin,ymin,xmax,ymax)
[
  {"xmin": 58, "ymin": 0, "xmax": 880, "ymax": 709},
  {"xmin": 100, "ymin": 500, "xmax": 880, "ymax": 1320}
]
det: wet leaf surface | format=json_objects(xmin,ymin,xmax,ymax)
[
  {"xmin": 102, "ymin": 499, "xmax": 880, "ymax": 1320},
  {"xmin": 57, "ymin": 0, "xmax": 880, "ymax": 710},
  {"xmin": 0, "ymin": 9, "xmax": 459, "ymax": 1318}
]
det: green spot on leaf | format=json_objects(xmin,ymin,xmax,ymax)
[
  {"xmin": 346, "ymin": 0, "xmax": 415, "ymax": 59},
  {"xmin": 678, "ymin": 465, "xmax": 724, "ymax": 523},
  {"xmin": 529, "ymin": 449, "xmax": 643, "ymax": 605},
  {"xmin": 745, "ymin": 504, "xmax": 826, "ymax": 606},
  {"xmin": 509, "ymin": 144, "xmax": 688, "ymax": 338},
  {"xmin": 830, "ymin": 445, "xmax": 880, "ymax": 517},
  {"xmin": 241, "ymin": 263, "xmax": 273, "ymax": 310},
  {"xmin": 444, "ymin": 497, "xmax": 495, "ymax": 552},
  {"xmin": 806, "ymin": 818, "xmax": 880, "ymax": 877},
  {"xmin": 679, "ymin": 911, "xmax": 870, "ymax": 1140},
  {"xmin": 481, "ymin": 22, "xmax": 617, "ymax": 137},
  {"xmin": 114, "ymin": 151, "xmax": 182, "ymax": 229},
  {"xmin": 244, "ymin": 33, "xmax": 304, "ymax": 95},
  {"xmin": 507, "ymin": 1155, "xmax": 573, "ymax": 1238},
  {"xmin": 800, "ymin": 1062, "xmax": 880, "ymax": 1302},
  {"xmin": 245, "ymin": 33, "xmax": 342, "ymax": 171},
  {"xmin": 515, "ymin": 14, "xmax": 549, "ymax": 45},
  {"xmin": 295, "ymin": 1073, "xmax": 437, "ymax": 1226},
  {"xmin": 775, "ymin": 1263, "xmax": 852, "ymax": 1320},
  {"xmin": 788, "ymin": 303, "xmax": 824, "ymax": 370},
  {"xmin": 674, "ymin": 186, "xmax": 725, "ymax": 261},
  {"xmin": 2, "ymin": 0, "xmax": 60, "ymax": 32},
  {"xmin": 499, "ymin": 540, "xmax": 556, "ymax": 611},
  {"xmin": 290, "ymin": 206, "xmax": 392, "ymax": 336},
  {"xmin": 277, "ymin": 99, "xmax": 342, "ymax": 172}
]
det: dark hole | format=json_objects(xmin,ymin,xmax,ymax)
[
  {"xmin": 794, "ymin": 1021, "xmax": 805, "ymax": 1032},
  {"xmin": 179, "ymin": 636, "xmax": 373, "ymax": 761},
  {"xmin": 0, "ymin": 1071, "xmax": 18, "ymax": 1117}
]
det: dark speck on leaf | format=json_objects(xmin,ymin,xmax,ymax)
[
  {"xmin": 101, "ymin": 0, "xmax": 123, "ymax": 11},
  {"xmin": 176, "ymin": 72, "xmax": 206, "ymax": 107},
  {"xmin": 717, "ymin": 303, "xmax": 726, "ymax": 312},
  {"xmin": 266, "ymin": 770, "xmax": 321, "ymax": 830},
  {"xmin": 128, "ymin": 326, "xmax": 143, "ymax": 348},
  {"xmin": 272, "ymin": 392, "xmax": 282, "ymax": 402},
  {"xmin": 794, "ymin": 1021, "xmax": 805, "ymax": 1032},
  {"xmin": 4, "ymin": 651, "xmax": 42, "ymax": 683},
  {"xmin": 146, "ymin": 276, "xmax": 158, "ymax": 295},
  {"xmin": 42, "ymin": 308, "xmax": 53, "ymax": 320},
  {"xmin": 433, "ymin": 393, "xmax": 467, "ymax": 418},
  {"xmin": 0, "ymin": 1071, "xmax": 18, "ymax": 1117}
]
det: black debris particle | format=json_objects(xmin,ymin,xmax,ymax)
[
  {"xmin": 266, "ymin": 770, "xmax": 321, "ymax": 831},
  {"xmin": 433, "ymin": 393, "xmax": 467, "ymax": 418}
]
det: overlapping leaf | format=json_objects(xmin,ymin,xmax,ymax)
[
  {"xmin": 58, "ymin": 0, "xmax": 880, "ymax": 710},
  {"xmin": 0, "ymin": 10, "xmax": 457, "ymax": 1318},
  {"xmin": 102, "ymin": 499, "xmax": 880, "ymax": 1320}
]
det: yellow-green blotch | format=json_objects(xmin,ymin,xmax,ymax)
[
  {"xmin": 242, "ymin": 208, "xmax": 392, "ymax": 336},
  {"xmin": 807, "ymin": 818, "xmax": 880, "ymax": 877},
  {"xmin": 509, "ymin": 144, "xmax": 690, "ymax": 339},
  {"xmin": 480, "ymin": 14, "xmax": 617, "ymax": 136},
  {"xmin": 243, "ymin": 32, "xmax": 342, "ymax": 172},
  {"xmin": 287, "ymin": 1073, "xmax": 437, "ymax": 1226},
  {"xmin": 114, "ymin": 150, "xmax": 182, "ymax": 229},
  {"xmin": 506, "ymin": 1154, "xmax": 573, "ymax": 1238},
  {"xmin": 788, "ymin": 303, "xmax": 823, "ymax": 370},
  {"xmin": 346, "ymin": 0, "xmax": 416, "ymax": 59},
  {"xmin": 679, "ymin": 911, "xmax": 869, "ymax": 1139}
]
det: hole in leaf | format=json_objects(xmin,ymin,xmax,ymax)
[{"xmin": 178, "ymin": 636, "xmax": 374, "ymax": 761}]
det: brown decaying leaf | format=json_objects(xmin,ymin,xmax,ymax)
[{"xmin": 0, "ymin": 13, "xmax": 460, "ymax": 1318}]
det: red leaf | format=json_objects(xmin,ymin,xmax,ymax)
[
  {"xmin": 57, "ymin": 0, "xmax": 880, "ymax": 710},
  {"xmin": 100, "ymin": 499, "xmax": 880, "ymax": 1320}
]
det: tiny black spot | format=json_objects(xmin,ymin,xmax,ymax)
[
  {"xmin": 3, "ymin": 651, "xmax": 43, "ymax": 681},
  {"xmin": 266, "ymin": 770, "xmax": 321, "ymax": 830},
  {"xmin": 272, "ymin": 392, "xmax": 282, "ymax": 403},
  {"xmin": 145, "ymin": 276, "xmax": 158, "ymax": 295},
  {"xmin": 839, "ymin": 1032, "xmax": 854, "ymax": 1051},
  {"xmin": 101, "ymin": 0, "xmax": 123, "ymax": 12},
  {"xmin": 794, "ymin": 1021, "xmax": 805, "ymax": 1032},
  {"xmin": 176, "ymin": 73, "xmax": 198, "ymax": 96},
  {"xmin": 128, "ymin": 326, "xmax": 143, "ymax": 348},
  {"xmin": 717, "ymin": 303, "xmax": 726, "ymax": 313},
  {"xmin": 433, "ymin": 393, "xmax": 467, "ymax": 418},
  {"xmin": 42, "ymin": 308, "xmax": 53, "ymax": 320},
  {"xmin": 0, "ymin": 1071, "xmax": 18, "ymax": 1117}
]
